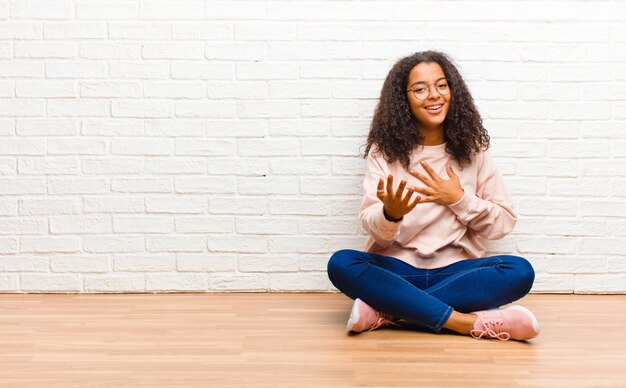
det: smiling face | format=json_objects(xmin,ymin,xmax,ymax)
[{"xmin": 406, "ymin": 62, "xmax": 451, "ymax": 134}]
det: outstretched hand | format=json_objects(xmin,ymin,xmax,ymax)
[
  {"xmin": 409, "ymin": 161, "xmax": 464, "ymax": 205},
  {"xmin": 376, "ymin": 174, "xmax": 421, "ymax": 221}
]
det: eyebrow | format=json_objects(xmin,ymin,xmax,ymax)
[{"xmin": 409, "ymin": 77, "xmax": 447, "ymax": 87}]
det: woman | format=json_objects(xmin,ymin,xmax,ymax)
[{"xmin": 327, "ymin": 51, "xmax": 539, "ymax": 341}]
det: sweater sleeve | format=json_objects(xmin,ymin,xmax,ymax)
[
  {"xmin": 358, "ymin": 153, "xmax": 400, "ymax": 247},
  {"xmin": 447, "ymin": 150, "xmax": 517, "ymax": 240}
]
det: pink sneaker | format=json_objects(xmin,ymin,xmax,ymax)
[
  {"xmin": 346, "ymin": 298, "xmax": 398, "ymax": 333},
  {"xmin": 470, "ymin": 305, "xmax": 540, "ymax": 341}
]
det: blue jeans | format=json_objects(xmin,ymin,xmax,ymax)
[{"xmin": 327, "ymin": 249, "xmax": 535, "ymax": 332}]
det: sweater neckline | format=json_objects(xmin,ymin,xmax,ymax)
[{"xmin": 417, "ymin": 143, "xmax": 447, "ymax": 155}]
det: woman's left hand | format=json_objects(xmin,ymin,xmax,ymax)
[{"xmin": 409, "ymin": 161, "xmax": 464, "ymax": 205}]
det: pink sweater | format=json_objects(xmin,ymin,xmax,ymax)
[{"xmin": 360, "ymin": 143, "xmax": 517, "ymax": 269}]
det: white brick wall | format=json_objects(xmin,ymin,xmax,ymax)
[{"xmin": 0, "ymin": 0, "xmax": 625, "ymax": 293}]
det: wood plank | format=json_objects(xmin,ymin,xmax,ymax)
[{"xmin": 1, "ymin": 293, "xmax": 625, "ymax": 387}]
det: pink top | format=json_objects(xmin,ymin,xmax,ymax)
[{"xmin": 360, "ymin": 143, "xmax": 517, "ymax": 269}]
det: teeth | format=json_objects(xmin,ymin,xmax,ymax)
[{"xmin": 426, "ymin": 105, "xmax": 442, "ymax": 110}]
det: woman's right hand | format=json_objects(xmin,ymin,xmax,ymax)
[{"xmin": 376, "ymin": 174, "xmax": 421, "ymax": 221}]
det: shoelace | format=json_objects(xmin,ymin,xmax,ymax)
[
  {"xmin": 470, "ymin": 317, "xmax": 511, "ymax": 340},
  {"xmin": 368, "ymin": 313, "xmax": 400, "ymax": 331}
]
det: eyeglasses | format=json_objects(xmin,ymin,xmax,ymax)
[{"xmin": 406, "ymin": 78, "xmax": 451, "ymax": 100}]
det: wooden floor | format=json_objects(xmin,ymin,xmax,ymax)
[{"xmin": 1, "ymin": 293, "xmax": 625, "ymax": 387}]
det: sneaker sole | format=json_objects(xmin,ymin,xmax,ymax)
[
  {"xmin": 507, "ymin": 305, "xmax": 541, "ymax": 338},
  {"xmin": 346, "ymin": 298, "xmax": 362, "ymax": 333}
]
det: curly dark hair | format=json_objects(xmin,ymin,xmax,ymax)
[{"xmin": 364, "ymin": 50, "xmax": 489, "ymax": 168}]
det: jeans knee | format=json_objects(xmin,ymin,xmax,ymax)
[
  {"xmin": 327, "ymin": 249, "xmax": 356, "ymax": 278},
  {"xmin": 503, "ymin": 255, "xmax": 535, "ymax": 294}
]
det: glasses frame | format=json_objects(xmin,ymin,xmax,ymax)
[{"xmin": 406, "ymin": 77, "xmax": 451, "ymax": 100}]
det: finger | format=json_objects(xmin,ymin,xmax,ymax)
[
  {"xmin": 446, "ymin": 163, "xmax": 458, "ymax": 180},
  {"xmin": 395, "ymin": 179, "xmax": 407, "ymax": 199},
  {"xmin": 421, "ymin": 161, "xmax": 442, "ymax": 182},
  {"xmin": 408, "ymin": 195, "xmax": 421, "ymax": 210},
  {"xmin": 386, "ymin": 174, "xmax": 394, "ymax": 197},
  {"xmin": 402, "ymin": 188, "xmax": 414, "ymax": 205},
  {"xmin": 409, "ymin": 169, "xmax": 436, "ymax": 188},
  {"xmin": 418, "ymin": 196, "xmax": 437, "ymax": 203},
  {"xmin": 410, "ymin": 186, "xmax": 434, "ymax": 196},
  {"xmin": 376, "ymin": 177, "xmax": 386, "ymax": 200}
]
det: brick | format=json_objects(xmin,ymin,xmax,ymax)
[
  {"xmin": 0, "ymin": 256, "xmax": 48, "ymax": 271},
  {"xmin": 51, "ymin": 255, "xmax": 110, "ymax": 273},
  {"xmin": 114, "ymin": 254, "xmax": 175, "ymax": 272},
  {"xmin": 84, "ymin": 275, "xmax": 145, "ymax": 292},
  {"xmin": 172, "ymin": 22, "xmax": 231, "ymax": 40},
  {"xmin": 237, "ymin": 176, "xmax": 299, "ymax": 195},
  {"xmin": 177, "ymin": 253, "xmax": 237, "ymax": 272},
  {"xmin": 13, "ymin": 42, "xmax": 77, "ymax": 59},
  {"xmin": 112, "ymin": 100, "xmax": 173, "ymax": 118},
  {"xmin": 82, "ymin": 158, "xmax": 142, "ymax": 174},
  {"xmin": 80, "ymin": 81, "xmax": 142, "ymax": 98},
  {"xmin": 22, "ymin": 274, "xmax": 82, "ymax": 292},
  {"xmin": 111, "ymin": 138, "xmax": 173, "ymax": 156},
  {"xmin": 175, "ymin": 217, "xmax": 235, "ymax": 234},
  {"xmin": 19, "ymin": 198, "xmax": 80, "ymax": 216},
  {"xmin": 175, "ymin": 177, "xmax": 235, "ymax": 194},
  {"xmin": 11, "ymin": 1, "xmax": 73, "ymax": 19},
  {"xmin": 205, "ymin": 1, "xmax": 266, "ymax": 19},
  {"xmin": 146, "ymin": 119, "xmax": 205, "ymax": 137},
  {"xmin": 209, "ymin": 196, "xmax": 267, "ymax": 215},
  {"xmin": 140, "ymin": 1, "xmax": 204, "ymax": 20},
  {"xmin": 172, "ymin": 63, "xmax": 233, "ymax": 80},
  {"xmin": 80, "ymin": 42, "xmax": 141, "ymax": 59},
  {"xmin": 268, "ymin": 236, "xmax": 329, "ymax": 254},
  {"xmin": 18, "ymin": 157, "xmax": 79, "ymax": 175},
  {"xmin": 46, "ymin": 61, "xmax": 107, "ymax": 78},
  {"xmin": 147, "ymin": 273, "xmax": 208, "ymax": 291},
  {"xmin": 83, "ymin": 197, "xmax": 144, "ymax": 213},
  {"xmin": 44, "ymin": 22, "xmax": 106, "ymax": 39},
  {"xmin": 110, "ymin": 61, "xmax": 169, "ymax": 79},
  {"xmin": 144, "ymin": 158, "xmax": 206, "ymax": 174},
  {"xmin": 47, "ymin": 99, "xmax": 108, "ymax": 117},
  {"xmin": 146, "ymin": 235, "xmax": 205, "ymax": 252},
  {"xmin": 210, "ymin": 273, "xmax": 268, "ymax": 291},
  {"xmin": 146, "ymin": 196, "xmax": 207, "ymax": 214},
  {"xmin": 20, "ymin": 237, "xmax": 80, "ymax": 253},
  {"xmin": 176, "ymin": 139, "xmax": 234, "ymax": 156},
  {"xmin": 238, "ymin": 254, "xmax": 299, "ymax": 272},
  {"xmin": 235, "ymin": 22, "xmax": 296, "ymax": 41},
  {"xmin": 77, "ymin": 3, "xmax": 139, "ymax": 20},
  {"xmin": 208, "ymin": 235, "xmax": 267, "ymax": 253},
  {"xmin": 269, "ymin": 272, "xmax": 332, "ymax": 291},
  {"xmin": 142, "ymin": 43, "xmax": 204, "ymax": 59},
  {"xmin": 516, "ymin": 236, "xmax": 576, "ymax": 254},
  {"xmin": 0, "ymin": 178, "xmax": 46, "ymax": 195},
  {"xmin": 143, "ymin": 81, "xmax": 206, "ymax": 99},
  {"xmin": 235, "ymin": 216, "xmax": 299, "ymax": 235},
  {"xmin": 108, "ymin": 23, "xmax": 169, "ymax": 39},
  {"xmin": 206, "ymin": 43, "xmax": 265, "ymax": 61},
  {"xmin": 517, "ymin": 199, "xmax": 577, "ymax": 217},
  {"xmin": 17, "ymin": 118, "xmax": 77, "ymax": 136},
  {"xmin": 175, "ymin": 101, "xmax": 235, "ymax": 119},
  {"xmin": 83, "ymin": 236, "xmax": 144, "ymax": 253},
  {"xmin": 49, "ymin": 138, "xmax": 106, "ymax": 155},
  {"xmin": 269, "ymin": 158, "xmax": 330, "ymax": 175},
  {"xmin": 575, "ymin": 274, "xmax": 626, "ymax": 293},
  {"xmin": 208, "ymin": 158, "xmax": 268, "ymax": 176},
  {"xmin": 270, "ymin": 119, "xmax": 331, "ymax": 136},
  {"xmin": 207, "ymin": 120, "xmax": 268, "ymax": 137},
  {"xmin": 111, "ymin": 178, "xmax": 173, "ymax": 193},
  {"xmin": 0, "ymin": 199, "xmax": 17, "ymax": 216},
  {"xmin": 238, "ymin": 139, "xmax": 300, "ymax": 156}
]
